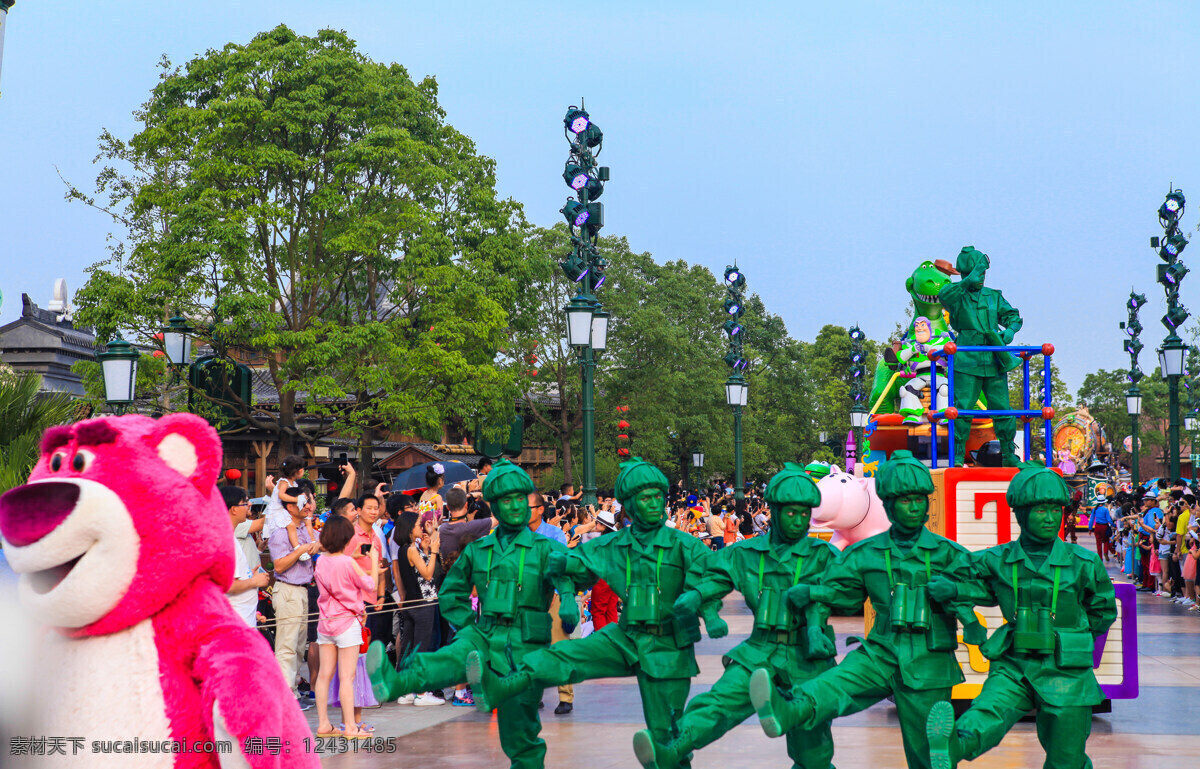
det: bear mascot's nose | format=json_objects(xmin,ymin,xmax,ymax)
[{"xmin": 0, "ymin": 482, "xmax": 81, "ymax": 547}]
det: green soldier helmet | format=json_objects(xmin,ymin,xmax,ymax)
[
  {"xmin": 875, "ymin": 450, "xmax": 935, "ymax": 500},
  {"xmin": 613, "ymin": 457, "xmax": 669, "ymax": 509},
  {"xmin": 955, "ymin": 246, "xmax": 989, "ymax": 276},
  {"xmin": 481, "ymin": 458, "xmax": 535, "ymax": 502},
  {"xmin": 765, "ymin": 462, "xmax": 822, "ymax": 509},
  {"xmin": 1006, "ymin": 463, "xmax": 1070, "ymax": 513}
]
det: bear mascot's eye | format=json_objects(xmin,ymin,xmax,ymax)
[
  {"xmin": 72, "ymin": 450, "xmax": 95, "ymax": 473},
  {"xmin": 49, "ymin": 452, "xmax": 66, "ymax": 472}
]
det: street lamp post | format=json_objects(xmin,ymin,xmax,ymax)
[
  {"xmin": 691, "ymin": 448, "xmax": 704, "ymax": 494},
  {"xmin": 722, "ymin": 265, "xmax": 748, "ymax": 502},
  {"xmin": 725, "ymin": 375, "xmax": 748, "ymax": 501},
  {"xmin": 848, "ymin": 326, "xmax": 868, "ymax": 474},
  {"xmin": 1154, "ymin": 189, "xmax": 1190, "ymax": 481},
  {"xmin": 559, "ymin": 103, "xmax": 610, "ymax": 508},
  {"xmin": 1126, "ymin": 387, "xmax": 1142, "ymax": 489},
  {"xmin": 1122, "ymin": 291, "xmax": 1146, "ymax": 488},
  {"xmin": 0, "ymin": 1, "xmax": 14, "ymax": 97},
  {"xmin": 1160, "ymin": 338, "xmax": 1186, "ymax": 480},
  {"xmin": 162, "ymin": 315, "xmax": 194, "ymax": 369},
  {"xmin": 97, "ymin": 335, "xmax": 139, "ymax": 415}
]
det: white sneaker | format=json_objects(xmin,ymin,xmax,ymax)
[
  {"xmin": 396, "ymin": 693, "xmax": 415, "ymax": 705},
  {"xmin": 414, "ymin": 692, "xmax": 445, "ymax": 707},
  {"xmin": 1182, "ymin": 599, "xmax": 1195, "ymax": 606}
]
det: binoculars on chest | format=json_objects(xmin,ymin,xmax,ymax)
[
  {"xmin": 888, "ymin": 584, "xmax": 931, "ymax": 632},
  {"xmin": 753, "ymin": 586, "xmax": 796, "ymax": 632}
]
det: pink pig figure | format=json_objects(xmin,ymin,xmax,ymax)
[{"xmin": 811, "ymin": 466, "xmax": 891, "ymax": 550}]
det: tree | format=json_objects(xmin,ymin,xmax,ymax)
[
  {"xmin": 0, "ymin": 372, "xmax": 80, "ymax": 494},
  {"xmin": 1077, "ymin": 367, "xmax": 1168, "ymax": 474},
  {"xmin": 67, "ymin": 27, "xmax": 530, "ymax": 468}
]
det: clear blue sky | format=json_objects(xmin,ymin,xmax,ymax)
[{"xmin": 3, "ymin": 1, "xmax": 1198, "ymax": 397}]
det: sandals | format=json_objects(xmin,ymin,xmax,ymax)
[
  {"xmin": 318, "ymin": 727, "xmax": 373, "ymax": 740},
  {"xmin": 337, "ymin": 723, "xmax": 376, "ymax": 735}
]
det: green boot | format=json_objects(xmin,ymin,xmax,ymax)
[
  {"xmin": 466, "ymin": 650, "xmax": 531, "ymax": 712},
  {"xmin": 365, "ymin": 641, "xmax": 420, "ymax": 703},
  {"xmin": 632, "ymin": 729, "xmax": 688, "ymax": 769},
  {"xmin": 749, "ymin": 668, "xmax": 810, "ymax": 739},
  {"xmin": 926, "ymin": 700, "xmax": 961, "ymax": 769}
]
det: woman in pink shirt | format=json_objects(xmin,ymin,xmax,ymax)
[{"xmin": 313, "ymin": 515, "xmax": 378, "ymax": 739}]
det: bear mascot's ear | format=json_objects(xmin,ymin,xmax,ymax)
[{"xmin": 148, "ymin": 413, "xmax": 223, "ymax": 491}]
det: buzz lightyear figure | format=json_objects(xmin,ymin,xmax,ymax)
[{"xmin": 898, "ymin": 316, "xmax": 952, "ymax": 425}]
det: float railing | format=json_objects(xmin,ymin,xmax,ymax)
[{"xmin": 927, "ymin": 342, "xmax": 1055, "ymax": 469}]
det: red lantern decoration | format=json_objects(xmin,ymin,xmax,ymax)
[
  {"xmin": 617, "ymin": 434, "xmax": 629, "ymax": 440},
  {"xmin": 617, "ymin": 420, "xmax": 629, "ymax": 429},
  {"xmin": 617, "ymin": 447, "xmax": 631, "ymax": 457},
  {"xmin": 224, "ymin": 469, "xmax": 242, "ymax": 481}
]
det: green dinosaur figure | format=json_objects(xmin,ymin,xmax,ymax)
[{"xmin": 869, "ymin": 261, "xmax": 956, "ymax": 415}]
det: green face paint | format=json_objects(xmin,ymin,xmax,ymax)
[{"xmin": 494, "ymin": 491, "xmax": 531, "ymax": 529}]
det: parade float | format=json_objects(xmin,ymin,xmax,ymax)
[{"xmin": 853, "ymin": 248, "xmax": 1138, "ymax": 709}]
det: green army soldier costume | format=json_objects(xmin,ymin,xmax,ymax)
[
  {"xmin": 468, "ymin": 457, "xmax": 724, "ymax": 769},
  {"xmin": 364, "ymin": 459, "xmax": 577, "ymax": 769},
  {"xmin": 632, "ymin": 463, "xmax": 840, "ymax": 769},
  {"xmin": 926, "ymin": 465, "xmax": 1117, "ymax": 769},
  {"xmin": 938, "ymin": 246, "xmax": 1023, "ymax": 467},
  {"xmin": 751, "ymin": 451, "xmax": 979, "ymax": 769}
]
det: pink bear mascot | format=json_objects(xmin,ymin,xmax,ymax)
[
  {"xmin": 811, "ymin": 466, "xmax": 891, "ymax": 549},
  {"xmin": 0, "ymin": 415, "xmax": 319, "ymax": 768}
]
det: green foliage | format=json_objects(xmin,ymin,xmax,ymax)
[
  {"xmin": 66, "ymin": 26, "xmax": 530, "ymax": 455},
  {"xmin": 517, "ymin": 225, "xmax": 885, "ymax": 486},
  {"xmin": 1077, "ymin": 367, "xmax": 1168, "ymax": 469},
  {"xmin": 1009, "ymin": 358, "xmax": 1070, "ymax": 458},
  {"xmin": 0, "ymin": 373, "xmax": 79, "ymax": 494}
]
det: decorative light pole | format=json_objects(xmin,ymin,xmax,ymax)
[
  {"xmin": 848, "ymin": 326, "xmax": 868, "ymax": 474},
  {"xmin": 722, "ymin": 266, "xmax": 748, "ymax": 502},
  {"xmin": 560, "ymin": 103, "xmax": 610, "ymax": 508},
  {"xmin": 1122, "ymin": 291, "xmax": 1146, "ymax": 488},
  {"xmin": 1185, "ymin": 348, "xmax": 1200, "ymax": 474},
  {"xmin": 691, "ymin": 448, "xmax": 705, "ymax": 494},
  {"xmin": 1153, "ymin": 189, "xmax": 1189, "ymax": 481},
  {"xmin": 97, "ymin": 335, "xmax": 139, "ymax": 415},
  {"xmin": 0, "ymin": 1, "xmax": 13, "ymax": 97}
]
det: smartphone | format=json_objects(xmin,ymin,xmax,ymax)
[{"xmin": 360, "ymin": 543, "xmax": 372, "ymax": 556}]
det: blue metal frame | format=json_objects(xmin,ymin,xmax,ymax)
[{"xmin": 926, "ymin": 344, "xmax": 1054, "ymax": 469}]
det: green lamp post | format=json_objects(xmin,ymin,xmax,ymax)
[
  {"xmin": 1122, "ymin": 291, "xmax": 1146, "ymax": 488},
  {"xmin": 162, "ymin": 314, "xmax": 194, "ymax": 369},
  {"xmin": 1126, "ymin": 386, "xmax": 1142, "ymax": 489},
  {"xmin": 559, "ymin": 102, "xmax": 610, "ymax": 508},
  {"xmin": 724, "ymin": 374, "xmax": 748, "ymax": 501},
  {"xmin": 691, "ymin": 448, "xmax": 705, "ymax": 495},
  {"xmin": 722, "ymin": 265, "xmax": 748, "ymax": 502},
  {"xmin": 0, "ymin": 1, "xmax": 13, "ymax": 98},
  {"xmin": 1154, "ymin": 189, "xmax": 1189, "ymax": 481},
  {"xmin": 848, "ymin": 326, "xmax": 868, "ymax": 473},
  {"xmin": 97, "ymin": 335, "xmax": 139, "ymax": 415}
]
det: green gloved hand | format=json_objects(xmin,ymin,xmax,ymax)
[
  {"xmin": 673, "ymin": 590, "xmax": 702, "ymax": 617},
  {"xmin": 787, "ymin": 584, "xmax": 813, "ymax": 610},
  {"xmin": 927, "ymin": 577, "xmax": 958, "ymax": 604},
  {"xmin": 705, "ymin": 614, "xmax": 729, "ymax": 639},
  {"xmin": 558, "ymin": 597, "xmax": 580, "ymax": 636},
  {"xmin": 806, "ymin": 625, "xmax": 836, "ymax": 660}
]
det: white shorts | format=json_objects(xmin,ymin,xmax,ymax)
[{"xmin": 317, "ymin": 624, "xmax": 363, "ymax": 648}]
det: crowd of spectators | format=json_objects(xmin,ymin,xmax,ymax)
[{"xmin": 1091, "ymin": 478, "xmax": 1200, "ymax": 610}]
